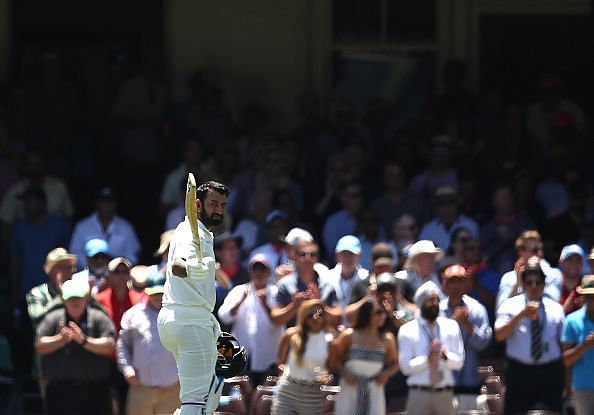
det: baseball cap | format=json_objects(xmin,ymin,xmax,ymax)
[
  {"xmin": 335, "ymin": 235, "xmax": 361, "ymax": 254},
  {"xmin": 62, "ymin": 277, "xmax": 90, "ymax": 301},
  {"xmin": 17, "ymin": 184, "xmax": 47, "ymax": 202},
  {"xmin": 285, "ymin": 228, "xmax": 314, "ymax": 247},
  {"xmin": 108, "ymin": 257, "xmax": 132, "ymax": 272},
  {"xmin": 144, "ymin": 272, "xmax": 166, "ymax": 296},
  {"xmin": 249, "ymin": 254, "xmax": 271, "ymax": 269},
  {"xmin": 72, "ymin": 269, "xmax": 90, "ymax": 284},
  {"xmin": 559, "ymin": 244, "xmax": 585, "ymax": 262},
  {"xmin": 154, "ymin": 230, "xmax": 174, "ymax": 257},
  {"xmin": 84, "ymin": 239, "xmax": 110, "ymax": 257},
  {"xmin": 44, "ymin": 248, "xmax": 77, "ymax": 275},
  {"xmin": 265, "ymin": 210, "xmax": 288, "ymax": 226},
  {"xmin": 443, "ymin": 264, "xmax": 468, "ymax": 279},
  {"xmin": 376, "ymin": 272, "xmax": 398, "ymax": 289},
  {"xmin": 435, "ymin": 185, "xmax": 458, "ymax": 199},
  {"xmin": 96, "ymin": 186, "xmax": 115, "ymax": 201}
]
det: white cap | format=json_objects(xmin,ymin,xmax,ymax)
[{"xmin": 284, "ymin": 227, "xmax": 313, "ymax": 247}]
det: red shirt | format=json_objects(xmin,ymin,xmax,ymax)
[
  {"xmin": 560, "ymin": 284, "xmax": 583, "ymax": 315},
  {"xmin": 94, "ymin": 288, "xmax": 144, "ymax": 334}
]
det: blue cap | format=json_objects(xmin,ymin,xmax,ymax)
[
  {"xmin": 560, "ymin": 244, "xmax": 585, "ymax": 262},
  {"xmin": 84, "ymin": 239, "xmax": 110, "ymax": 257},
  {"xmin": 335, "ymin": 235, "xmax": 362, "ymax": 254},
  {"xmin": 265, "ymin": 210, "xmax": 288, "ymax": 226}
]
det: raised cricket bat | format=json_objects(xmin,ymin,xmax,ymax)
[{"xmin": 185, "ymin": 173, "xmax": 202, "ymax": 261}]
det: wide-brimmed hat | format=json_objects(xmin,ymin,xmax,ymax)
[
  {"xmin": 404, "ymin": 240, "xmax": 444, "ymax": 269},
  {"xmin": 154, "ymin": 230, "xmax": 175, "ymax": 256},
  {"xmin": 44, "ymin": 248, "xmax": 77, "ymax": 275},
  {"xmin": 576, "ymin": 275, "xmax": 594, "ymax": 295}
]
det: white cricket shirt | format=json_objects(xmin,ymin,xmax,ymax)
[{"xmin": 162, "ymin": 217, "xmax": 216, "ymax": 312}]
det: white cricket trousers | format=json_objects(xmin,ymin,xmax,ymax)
[{"xmin": 158, "ymin": 306, "xmax": 223, "ymax": 415}]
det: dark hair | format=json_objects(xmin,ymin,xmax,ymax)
[
  {"xmin": 371, "ymin": 242, "xmax": 393, "ymax": 261},
  {"xmin": 338, "ymin": 179, "xmax": 362, "ymax": 195},
  {"xmin": 521, "ymin": 262, "xmax": 546, "ymax": 283},
  {"xmin": 447, "ymin": 227, "xmax": 471, "ymax": 255},
  {"xmin": 197, "ymin": 181, "xmax": 230, "ymax": 202},
  {"xmin": 354, "ymin": 299, "xmax": 387, "ymax": 335}
]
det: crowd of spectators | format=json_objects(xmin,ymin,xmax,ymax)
[{"xmin": 0, "ymin": 51, "xmax": 594, "ymax": 414}]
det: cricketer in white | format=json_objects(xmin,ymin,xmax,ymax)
[{"xmin": 158, "ymin": 181, "xmax": 229, "ymax": 415}]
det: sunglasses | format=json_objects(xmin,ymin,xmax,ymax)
[
  {"xmin": 251, "ymin": 263, "xmax": 270, "ymax": 272},
  {"xmin": 298, "ymin": 251, "xmax": 319, "ymax": 258},
  {"xmin": 521, "ymin": 246, "xmax": 540, "ymax": 254},
  {"xmin": 307, "ymin": 308, "xmax": 325, "ymax": 319},
  {"xmin": 524, "ymin": 280, "xmax": 544, "ymax": 287},
  {"xmin": 113, "ymin": 269, "xmax": 130, "ymax": 275},
  {"xmin": 374, "ymin": 309, "xmax": 386, "ymax": 316}
]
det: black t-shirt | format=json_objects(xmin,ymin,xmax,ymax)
[
  {"xmin": 37, "ymin": 307, "xmax": 115, "ymax": 381},
  {"xmin": 348, "ymin": 275, "xmax": 415, "ymax": 304}
]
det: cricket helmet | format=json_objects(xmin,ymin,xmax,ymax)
[{"xmin": 215, "ymin": 332, "xmax": 248, "ymax": 378}]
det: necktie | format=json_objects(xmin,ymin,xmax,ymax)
[
  {"xmin": 429, "ymin": 324, "xmax": 441, "ymax": 386},
  {"xmin": 531, "ymin": 317, "xmax": 543, "ymax": 361}
]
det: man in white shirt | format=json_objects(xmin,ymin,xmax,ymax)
[
  {"xmin": 69, "ymin": 187, "xmax": 141, "ymax": 266},
  {"xmin": 325, "ymin": 235, "xmax": 369, "ymax": 325},
  {"xmin": 398, "ymin": 281, "xmax": 464, "ymax": 415},
  {"xmin": 495, "ymin": 258, "xmax": 565, "ymax": 414},
  {"xmin": 496, "ymin": 230, "xmax": 562, "ymax": 310},
  {"xmin": 157, "ymin": 180, "xmax": 230, "ymax": 415},
  {"xmin": 218, "ymin": 254, "xmax": 282, "ymax": 386}
]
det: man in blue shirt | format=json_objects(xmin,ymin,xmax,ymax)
[
  {"xmin": 561, "ymin": 275, "xmax": 594, "ymax": 415},
  {"xmin": 9, "ymin": 185, "xmax": 70, "ymax": 307},
  {"xmin": 440, "ymin": 264, "xmax": 492, "ymax": 411},
  {"xmin": 322, "ymin": 180, "xmax": 364, "ymax": 259}
]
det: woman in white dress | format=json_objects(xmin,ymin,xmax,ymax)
[
  {"xmin": 272, "ymin": 299, "xmax": 333, "ymax": 415},
  {"xmin": 332, "ymin": 299, "xmax": 399, "ymax": 415}
]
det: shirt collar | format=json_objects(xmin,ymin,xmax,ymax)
[{"xmin": 198, "ymin": 220, "xmax": 213, "ymax": 239}]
